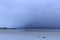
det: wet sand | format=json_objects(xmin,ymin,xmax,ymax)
[{"xmin": 0, "ymin": 29, "xmax": 60, "ymax": 40}]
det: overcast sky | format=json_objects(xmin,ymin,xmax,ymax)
[{"xmin": 0, "ymin": 0, "xmax": 60, "ymax": 28}]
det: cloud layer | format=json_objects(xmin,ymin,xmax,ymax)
[{"xmin": 0, "ymin": 0, "xmax": 60, "ymax": 28}]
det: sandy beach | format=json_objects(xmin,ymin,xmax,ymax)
[{"xmin": 0, "ymin": 29, "xmax": 59, "ymax": 40}]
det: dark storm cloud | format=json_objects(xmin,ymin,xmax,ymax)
[{"xmin": 0, "ymin": 0, "xmax": 60, "ymax": 29}]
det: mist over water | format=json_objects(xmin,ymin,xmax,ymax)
[{"xmin": 0, "ymin": 0, "xmax": 60, "ymax": 28}]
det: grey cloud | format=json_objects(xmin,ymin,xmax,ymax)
[{"xmin": 0, "ymin": 0, "xmax": 60, "ymax": 29}]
